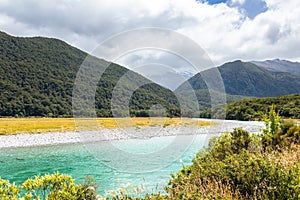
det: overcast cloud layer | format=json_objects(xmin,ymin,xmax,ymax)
[{"xmin": 0, "ymin": 0, "xmax": 299, "ymax": 71}]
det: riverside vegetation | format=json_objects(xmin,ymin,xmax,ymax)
[
  {"xmin": 200, "ymin": 93, "xmax": 300, "ymax": 120},
  {"xmin": 1, "ymin": 106, "xmax": 300, "ymax": 199}
]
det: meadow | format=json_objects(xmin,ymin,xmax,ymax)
[{"xmin": 0, "ymin": 117, "xmax": 213, "ymax": 135}]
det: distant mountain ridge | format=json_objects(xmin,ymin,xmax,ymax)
[{"xmin": 252, "ymin": 59, "xmax": 300, "ymax": 76}]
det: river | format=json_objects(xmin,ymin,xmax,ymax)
[{"xmin": 0, "ymin": 120, "xmax": 264, "ymax": 195}]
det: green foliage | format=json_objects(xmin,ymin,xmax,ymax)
[
  {"xmin": 164, "ymin": 113, "xmax": 300, "ymax": 199},
  {"xmin": 209, "ymin": 128, "xmax": 252, "ymax": 158},
  {"xmin": 0, "ymin": 178, "xmax": 19, "ymax": 200},
  {"xmin": 22, "ymin": 172, "xmax": 86, "ymax": 200},
  {"xmin": 0, "ymin": 172, "xmax": 98, "ymax": 200},
  {"xmin": 165, "ymin": 127, "xmax": 300, "ymax": 199},
  {"xmin": 201, "ymin": 93, "xmax": 300, "ymax": 120},
  {"xmin": 260, "ymin": 105, "xmax": 300, "ymax": 150},
  {"xmin": 262, "ymin": 105, "xmax": 281, "ymax": 137},
  {"xmin": 262, "ymin": 119, "xmax": 300, "ymax": 150}
]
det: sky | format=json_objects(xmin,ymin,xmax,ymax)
[{"xmin": 0, "ymin": 0, "xmax": 300, "ymax": 88}]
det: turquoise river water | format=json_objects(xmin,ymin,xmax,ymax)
[{"xmin": 0, "ymin": 134, "xmax": 213, "ymax": 195}]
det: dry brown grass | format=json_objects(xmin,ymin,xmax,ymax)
[
  {"xmin": 266, "ymin": 143, "xmax": 300, "ymax": 169},
  {"xmin": 0, "ymin": 117, "xmax": 214, "ymax": 135},
  {"xmin": 168, "ymin": 177, "xmax": 242, "ymax": 200}
]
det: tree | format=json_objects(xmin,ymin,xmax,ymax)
[{"xmin": 263, "ymin": 104, "xmax": 281, "ymax": 138}]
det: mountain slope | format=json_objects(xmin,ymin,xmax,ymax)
[
  {"xmin": 176, "ymin": 60, "xmax": 300, "ymax": 97},
  {"xmin": 0, "ymin": 31, "xmax": 180, "ymax": 117},
  {"xmin": 252, "ymin": 59, "xmax": 300, "ymax": 76}
]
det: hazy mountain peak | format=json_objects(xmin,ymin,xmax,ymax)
[{"xmin": 251, "ymin": 59, "xmax": 300, "ymax": 76}]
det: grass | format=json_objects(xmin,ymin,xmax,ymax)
[{"xmin": 0, "ymin": 117, "xmax": 214, "ymax": 135}]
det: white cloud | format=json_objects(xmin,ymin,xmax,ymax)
[
  {"xmin": 0, "ymin": 0, "xmax": 299, "ymax": 69},
  {"xmin": 230, "ymin": 0, "xmax": 246, "ymax": 5}
]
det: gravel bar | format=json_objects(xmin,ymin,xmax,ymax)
[{"xmin": 0, "ymin": 120, "xmax": 265, "ymax": 148}]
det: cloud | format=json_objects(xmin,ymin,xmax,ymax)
[
  {"xmin": 0, "ymin": 0, "xmax": 299, "ymax": 72},
  {"xmin": 230, "ymin": 0, "xmax": 246, "ymax": 5},
  {"xmin": 116, "ymin": 50, "xmax": 197, "ymax": 89}
]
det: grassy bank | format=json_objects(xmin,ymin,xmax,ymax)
[{"xmin": 0, "ymin": 117, "xmax": 213, "ymax": 135}]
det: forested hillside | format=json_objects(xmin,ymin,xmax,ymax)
[
  {"xmin": 0, "ymin": 31, "xmax": 180, "ymax": 117},
  {"xmin": 175, "ymin": 60, "xmax": 300, "ymax": 117},
  {"xmin": 177, "ymin": 60, "xmax": 300, "ymax": 97}
]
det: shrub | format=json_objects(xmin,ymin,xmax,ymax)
[
  {"xmin": 0, "ymin": 178, "xmax": 19, "ymax": 200},
  {"xmin": 0, "ymin": 173, "xmax": 98, "ymax": 200},
  {"xmin": 166, "ymin": 128, "xmax": 300, "ymax": 199}
]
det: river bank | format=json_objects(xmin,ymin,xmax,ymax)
[{"xmin": 0, "ymin": 120, "xmax": 264, "ymax": 148}]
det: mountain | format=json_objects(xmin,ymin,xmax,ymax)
[
  {"xmin": 176, "ymin": 60, "xmax": 300, "ymax": 97},
  {"xmin": 175, "ymin": 60, "xmax": 300, "ymax": 116},
  {"xmin": 252, "ymin": 59, "xmax": 300, "ymax": 76},
  {"xmin": 0, "ymin": 31, "xmax": 180, "ymax": 117}
]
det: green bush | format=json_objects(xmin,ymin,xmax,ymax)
[
  {"xmin": 166, "ymin": 127, "xmax": 300, "ymax": 199},
  {"xmin": 262, "ymin": 106, "xmax": 300, "ymax": 149},
  {"xmin": 0, "ymin": 172, "xmax": 98, "ymax": 200},
  {"xmin": 0, "ymin": 178, "xmax": 19, "ymax": 200}
]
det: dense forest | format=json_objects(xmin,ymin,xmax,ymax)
[
  {"xmin": 200, "ymin": 93, "xmax": 300, "ymax": 120},
  {"xmin": 0, "ymin": 31, "xmax": 180, "ymax": 117}
]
